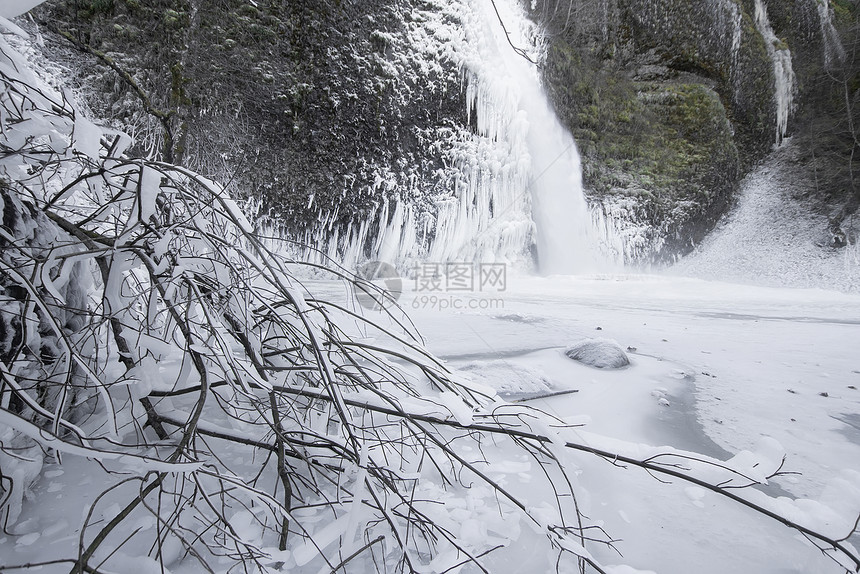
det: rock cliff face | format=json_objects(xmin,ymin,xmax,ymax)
[
  {"xmin": 536, "ymin": 0, "xmax": 844, "ymax": 259},
  {"xmin": 30, "ymin": 0, "xmax": 852, "ymax": 265},
  {"xmin": 36, "ymin": 0, "xmax": 472, "ymax": 264}
]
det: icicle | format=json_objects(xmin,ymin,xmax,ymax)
[
  {"xmin": 416, "ymin": 0, "xmax": 620, "ymax": 273},
  {"xmin": 753, "ymin": 0, "xmax": 796, "ymax": 147},
  {"xmin": 816, "ymin": 0, "xmax": 846, "ymax": 69},
  {"xmin": 307, "ymin": 0, "xmax": 623, "ymax": 271}
]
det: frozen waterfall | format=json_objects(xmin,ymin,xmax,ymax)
[
  {"xmin": 298, "ymin": 0, "xmax": 620, "ymax": 273},
  {"xmin": 816, "ymin": 0, "xmax": 846, "ymax": 69},
  {"xmin": 753, "ymin": 0, "xmax": 795, "ymax": 147},
  {"xmin": 453, "ymin": 0, "xmax": 613, "ymax": 273}
]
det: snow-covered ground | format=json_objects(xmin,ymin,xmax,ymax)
[
  {"xmin": 673, "ymin": 139, "xmax": 860, "ymax": 293},
  {"xmin": 403, "ymin": 272, "xmax": 860, "ymax": 572},
  {"xmin": 246, "ymin": 268, "xmax": 849, "ymax": 573},
  {"xmin": 347, "ymin": 146, "xmax": 860, "ymax": 572},
  {"xmin": 402, "ymin": 274, "xmax": 860, "ymax": 490},
  {"xmin": 7, "ymin": 270, "xmax": 857, "ymax": 573}
]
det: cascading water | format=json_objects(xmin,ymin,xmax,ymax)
[
  {"xmin": 457, "ymin": 0, "xmax": 608, "ymax": 273},
  {"xmin": 753, "ymin": 0, "xmax": 795, "ymax": 146},
  {"xmin": 816, "ymin": 0, "xmax": 846, "ymax": 69},
  {"xmin": 295, "ymin": 0, "xmax": 618, "ymax": 273}
]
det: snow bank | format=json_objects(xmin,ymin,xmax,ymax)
[
  {"xmin": 673, "ymin": 140, "xmax": 860, "ymax": 293},
  {"xmin": 456, "ymin": 359, "xmax": 554, "ymax": 395}
]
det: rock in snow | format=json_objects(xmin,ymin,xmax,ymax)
[{"xmin": 565, "ymin": 338, "xmax": 630, "ymax": 369}]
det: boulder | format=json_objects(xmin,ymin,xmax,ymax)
[{"xmin": 565, "ymin": 338, "xmax": 631, "ymax": 369}]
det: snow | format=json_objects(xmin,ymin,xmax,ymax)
[
  {"xmin": 454, "ymin": 0, "xmax": 613, "ymax": 273},
  {"xmin": 673, "ymin": 140, "xmax": 860, "ymax": 293},
  {"xmin": 437, "ymin": 389, "xmax": 476, "ymax": 425},
  {"xmin": 390, "ymin": 273, "xmax": 860, "ymax": 572},
  {"xmin": 0, "ymin": 409, "xmax": 202, "ymax": 473},
  {"xmin": 0, "ymin": 15, "xmax": 29, "ymax": 38},
  {"xmin": 11, "ymin": 258, "xmax": 855, "ymax": 573},
  {"xmin": 817, "ymin": 0, "xmax": 846, "ymax": 69},
  {"xmin": 292, "ymin": 0, "xmax": 623, "ymax": 270},
  {"xmin": 3, "ymin": 5, "xmax": 860, "ymax": 574},
  {"xmin": 0, "ymin": 1, "xmax": 45, "ymax": 19}
]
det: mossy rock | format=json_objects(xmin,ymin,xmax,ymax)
[{"xmin": 544, "ymin": 30, "xmax": 739, "ymax": 260}]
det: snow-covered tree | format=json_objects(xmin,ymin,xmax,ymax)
[{"xmin": 0, "ymin": 18, "xmax": 609, "ymax": 572}]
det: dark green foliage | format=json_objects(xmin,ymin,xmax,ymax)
[
  {"xmin": 832, "ymin": 0, "xmax": 854, "ymax": 20},
  {"xmin": 546, "ymin": 38, "xmax": 739, "ymax": 255},
  {"xmin": 537, "ymin": 0, "xmax": 750, "ymax": 259},
  {"xmin": 80, "ymin": 0, "xmax": 114, "ymax": 18},
  {"xmin": 789, "ymin": 1, "xmax": 860, "ymax": 220}
]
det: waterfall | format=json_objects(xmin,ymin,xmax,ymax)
[
  {"xmin": 295, "ymin": 0, "xmax": 617, "ymax": 273},
  {"xmin": 816, "ymin": 0, "xmax": 846, "ymax": 69},
  {"xmin": 753, "ymin": 0, "xmax": 795, "ymax": 146},
  {"xmin": 452, "ymin": 0, "xmax": 610, "ymax": 273}
]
